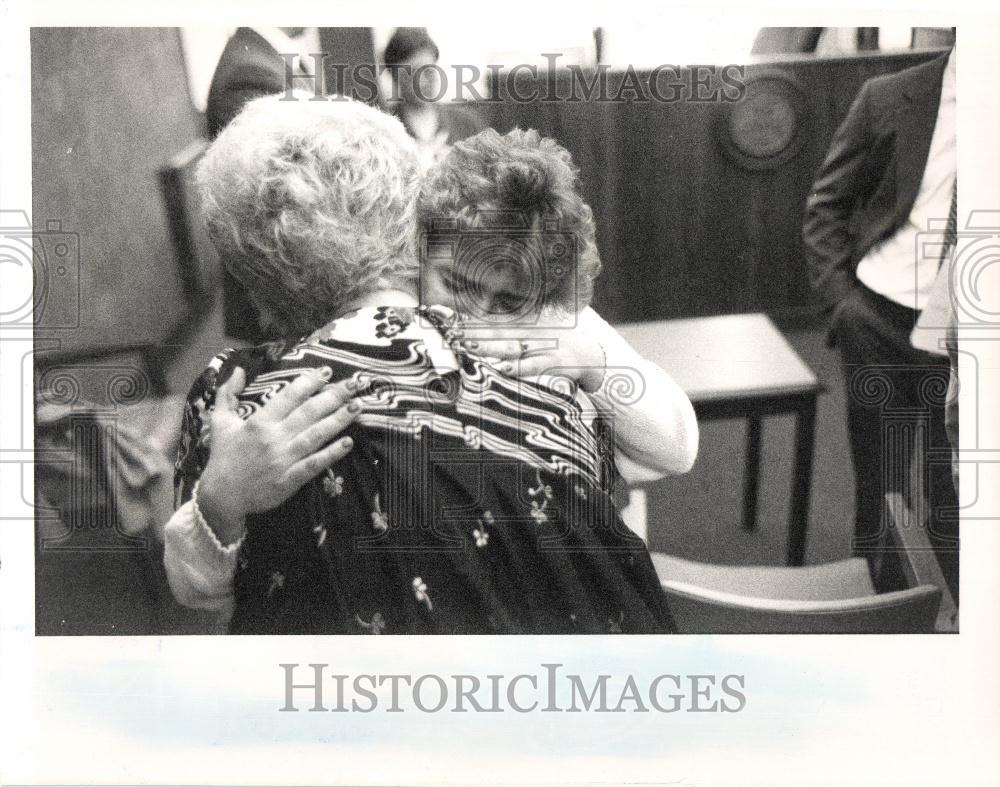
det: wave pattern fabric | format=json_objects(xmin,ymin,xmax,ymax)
[{"xmin": 175, "ymin": 306, "xmax": 673, "ymax": 634}]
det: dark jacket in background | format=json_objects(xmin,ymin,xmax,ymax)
[
  {"xmin": 205, "ymin": 28, "xmax": 290, "ymax": 339},
  {"xmin": 802, "ymin": 52, "xmax": 950, "ymax": 313},
  {"xmin": 205, "ymin": 28, "xmax": 286, "ymax": 139}
]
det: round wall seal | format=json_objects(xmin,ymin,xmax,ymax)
[{"xmin": 719, "ymin": 71, "xmax": 809, "ymax": 170}]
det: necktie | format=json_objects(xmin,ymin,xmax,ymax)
[{"xmin": 940, "ymin": 178, "xmax": 957, "ymax": 268}]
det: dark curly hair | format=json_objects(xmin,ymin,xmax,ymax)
[{"xmin": 416, "ymin": 128, "xmax": 602, "ymax": 314}]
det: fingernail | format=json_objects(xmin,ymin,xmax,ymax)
[
  {"xmin": 319, "ymin": 367, "xmax": 333, "ymax": 380},
  {"xmin": 346, "ymin": 378, "xmax": 357, "ymax": 391},
  {"xmin": 348, "ymin": 401, "xmax": 361, "ymax": 413},
  {"xmin": 501, "ymin": 362, "xmax": 513, "ymax": 373},
  {"xmin": 341, "ymin": 437, "xmax": 354, "ymax": 449},
  {"xmin": 468, "ymin": 341, "xmax": 479, "ymax": 349}
]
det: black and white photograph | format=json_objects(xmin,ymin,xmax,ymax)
[{"xmin": 2, "ymin": 3, "xmax": 999, "ymax": 785}]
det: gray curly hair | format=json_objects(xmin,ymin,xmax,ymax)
[{"xmin": 197, "ymin": 95, "xmax": 422, "ymax": 338}]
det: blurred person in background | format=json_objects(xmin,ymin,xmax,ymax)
[
  {"xmin": 803, "ymin": 44, "xmax": 958, "ymax": 598},
  {"xmin": 382, "ymin": 27, "xmax": 486, "ymax": 166},
  {"xmin": 205, "ymin": 26, "xmax": 328, "ymax": 340},
  {"xmin": 205, "ymin": 27, "xmax": 323, "ymax": 139}
]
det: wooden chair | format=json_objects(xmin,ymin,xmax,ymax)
[
  {"xmin": 651, "ymin": 552, "xmax": 941, "ymax": 634},
  {"xmin": 636, "ymin": 382, "xmax": 957, "ymax": 634},
  {"xmin": 158, "ymin": 137, "xmax": 217, "ymax": 308},
  {"xmin": 880, "ymin": 493, "xmax": 958, "ymax": 633},
  {"xmin": 160, "ymin": 136, "xmax": 267, "ymax": 341},
  {"xmin": 864, "ymin": 398, "xmax": 959, "ymax": 632}
]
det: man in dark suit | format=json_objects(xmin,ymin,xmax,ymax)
[
  {"xmin": 205, "ymin": 28, "xmax": 385, "ymax": 339},
  {"xmin": 205, "ymin": 28, "xmax": 327, "ymax": 338},
  {"xmin": 206, "ymin": 27, "xmax": 323, "ymax": 139},
  {"xmin": 206, "ymin": 27, "xmax": 342, "ymax": 139},
  {"xmin": 803, "ymin": 48, "xmax": 958, "ymax": 598},
  {"xmin": 206, "ymin": 28, "xmax": 283, "ymax": 139}
]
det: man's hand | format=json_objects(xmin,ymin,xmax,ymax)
[
  {"xmin": 459, "ymin": 325, "xmax": 607, "ymax": 393},
  {"xmin": 196, "ymin": 366, "xmax": 361, "ymax": 545}
]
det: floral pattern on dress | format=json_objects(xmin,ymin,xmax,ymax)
[
  {"xmin": 473, "ymin": 510, "xmax": 494, "ymax": 547},
  {"xmin": 370, "ymin": 492, "xmax": 389, "ymax": 533},
  {"xmin": 355, "ymin": 612, "xmax": 387, "ymax": 634},
  {"xmin": 266, "ymin": 570, "xmax": 285, "ymax": 598},
  {"xmin": 191, "ymin": 388, "xmax": 214, "ymax": 447},
  {"xmin": 322, "ymin": 470, "xmax": 344, "ymax": 498},
  {"xmin": 528, "ymin": 469, "xmax": 554, "ymax": 525},
  {"xmin": 412, "ymin": 577, "xmax": 433, "ymax": 611},
  {"xmin": 374, "ymin": 306, "xmax": 412, "ymax": 339}
]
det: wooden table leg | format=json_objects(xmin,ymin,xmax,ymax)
[
  {"xmin": 741, "ymin": 414, "xmax": 763, "ymax": 531},
  {"xmin": 786, "ymin": 394, "xmax": 818, "ymax": 566}
]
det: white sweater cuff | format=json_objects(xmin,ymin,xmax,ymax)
[
  {"xmin": 162, "ymin": 485, "xmax": 242, "ymax": 614},
  {"xmin": 190, "ymin": 480, "xmax": 246, "ymax": 554}
]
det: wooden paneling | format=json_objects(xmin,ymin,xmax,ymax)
[
  {"xmin": 474, "ymin": 51, "xmax": 945, "ymax": 324},
  {"xmin": 31, "ymin": 28, "xmax": 204, "ymax": 357},
  {"xmin": 30, "ymin": 36, "xmax": 944, "ymax": 357}
]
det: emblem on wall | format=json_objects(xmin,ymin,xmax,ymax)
[{"xmin": 719, "ymin": 71, "xmax": 809, "ymax": 170}]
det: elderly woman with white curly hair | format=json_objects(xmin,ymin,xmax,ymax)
[{"xmin": 165, "ymin": 96, "xmax": 695, "ymax": 634}]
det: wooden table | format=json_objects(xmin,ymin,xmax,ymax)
[{"xmin": 616, "ymin": 313, "xmax": 822, "ymax": 566}]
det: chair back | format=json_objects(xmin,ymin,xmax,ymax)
[
  {"xmin": 158, "ymin": 137, "xmax": 217, "ymax": 307},
  {"xmin": 663, "ymin": 581, "xmax": 942, "ymax": 634}
]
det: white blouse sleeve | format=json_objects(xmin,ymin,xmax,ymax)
[
  {"xmin": 578, "ymin": 307, "xmax": 699, "ymax": 483},
  {"xmin": 163, "ymin": 486, "xmax": 242, "ymax": 617}
]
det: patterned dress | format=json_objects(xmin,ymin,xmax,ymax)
[{"xmin": 175, "ymin": 305, "xmax": 674, "ymax": 634}]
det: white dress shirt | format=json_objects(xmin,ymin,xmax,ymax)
[{"xmin": 856, "ymin": 48, "xmax": 956, "ymax": 311}]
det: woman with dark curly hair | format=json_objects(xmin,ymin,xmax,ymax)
[
  {"xmin": 417, "ymin": 128, "xmax": 697, "ymax": 482},
  {"xmin": 165, "ymin": 101, "xmax": 693, "ymax": 634}
]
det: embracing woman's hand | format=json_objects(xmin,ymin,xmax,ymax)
[
  {"xmin": 460, "ymin": 325, "xmax": 607, "ymax": 393},
  {"xmin": 196, "ymin": 366, "xmax": 361, "ymax": 545}
]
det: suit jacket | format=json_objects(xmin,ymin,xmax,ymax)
[
  {"xmin": 205, "ymin": 28, "xmax": 287, "ymax": 140},
  {"xmin": 803, "ymin": 52, "xmax": 950, "ymax": 314},
  {"xmin": 205, "ymin": 28, "xmax": 380, "ymax": 139},
  {"xmin": 205, "ymin": 28, "xmax": 300, "ymax": 340}
]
